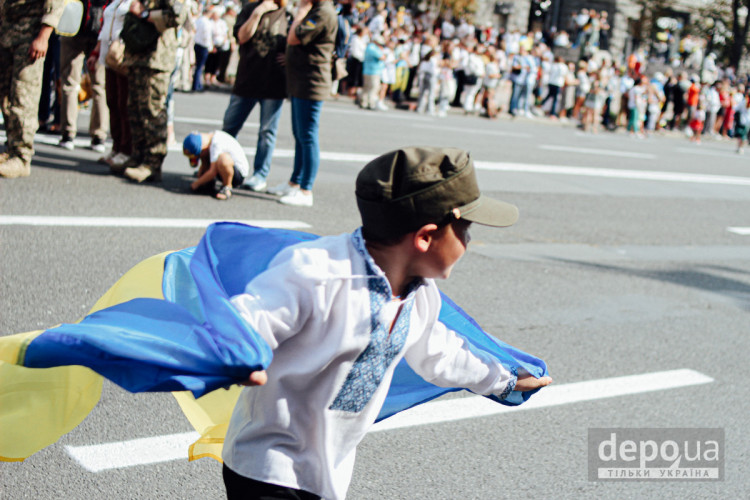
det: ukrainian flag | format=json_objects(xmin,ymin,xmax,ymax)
[{"xmin": 0, "ymin": 223, "xmax": 548, "ymax": 462}]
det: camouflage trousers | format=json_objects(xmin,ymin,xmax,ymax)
[
  {"xmin": 0, "ymin": 40, "xmax": 45, "ymax": 164},
  {"xmin": 127, "ymin": 66, "xmax": 171, "ymax": 170}
]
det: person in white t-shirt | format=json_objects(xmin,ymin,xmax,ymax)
[
  {"xmin": 192, "ymin": 6, "xmax": 215, "ymax": 91},
  {"xmin": 223, "ymin": 146, "xmax": 552, "ymax": 500},
  {"xmin": 182, "ymin": 130, "xmax": 250, "ymax": 200}
]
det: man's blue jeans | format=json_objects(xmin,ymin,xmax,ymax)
[
  {"xmin": 192, "ymin": 44, "xmax": 209, "ymax": 91},
  {"xmin": 222, "ymin": 94, "xmax": 283, "ymax": 178},
  {"xmin": 509, "ymin": 80, "xmax": 523, "ymax": 115},
  {"xmin": 290, "ymin": 96, "xmax": 323, "ymax": 191}
]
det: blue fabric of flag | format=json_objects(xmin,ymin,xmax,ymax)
[{"xmin": 21, "ymin": 222, "xmax": 548, "ymax": 417}]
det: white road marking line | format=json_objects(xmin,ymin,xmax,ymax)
[
  {"xmin": 728, "ymin": 226, "xmax": 750, "ymax": 235},
  {"xmin": 0, "ymin": 216, "xmax": 311, "ymax": 230},
  {"xmin": 323, "ymin": 106, "xmax": 434, "ymax": 121},
  {"xmin": 674, "ymin": 146, "xmax": 742, "ymax": 159},
  {"xmin": 475, "ymin": 161, "xmax": 750, "ymax": 186},
  {"xmin": 8, "ymin": 131, "xmax": 749, "ymax": 187},
  {"xmin": 371, "ymin": 369, "xmax": 713, "ymax": 432},
  {"xmin": 415, "ymin": 124, "xmax": 532, "ymax": 137},
  {"xmin": 539, "ymin": 144, "xmax": 656, "ymax": 159},
  {"xmin": 65, "ymin": 369, "xmax": 712, "ymax": 472},
  {"xmin": 66, "ymin": 431, "xmax": 201, "ymax": 472}
]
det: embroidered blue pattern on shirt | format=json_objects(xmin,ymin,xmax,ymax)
[{"xmin": 329, "ymin": 230, "xmax": 421, "ymax": 413}]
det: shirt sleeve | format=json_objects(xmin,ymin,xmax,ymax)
[
  {"xmin": 41, "ymin": 0, "xmax": 65, "ymax": 29},
  {"xmin": 151, "ymin": 0, "xmax": 187, "ymax": 33},
  {"xmin": 229, "ymin": 248, "xmax": 318, "ymax": 350},
  {"xmin": 294, "ymin": 5, "xmax": 327, "ymax": 46},
  {"xmin": 403, "ymin": 300, "xmax": 517, "ymax": 399}
]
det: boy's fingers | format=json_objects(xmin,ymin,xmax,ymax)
[
  {"xmin": 537, "ymin": 376, "xmax": 553, "ymax": 387},
  {"xmin": 247, "ymin": 370, "xmax": 268, "ymax": 386}
]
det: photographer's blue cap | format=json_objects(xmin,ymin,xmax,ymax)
[{"xmin": 182, "ymin": 133, "xmax": 202, "ymax": 156}]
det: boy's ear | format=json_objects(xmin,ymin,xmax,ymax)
[{"xmin": 413, "ymin": 224, "xmax": 439, "ymax": 253}]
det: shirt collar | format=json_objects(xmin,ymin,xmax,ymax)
[{"xmin": 351, "ymin": 227, "xmax": 425, "ymax": 297}]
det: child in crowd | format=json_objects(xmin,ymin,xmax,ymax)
[
  {"xmin": 581, "ymin": 77, "xmax": 605, "ymax": 133},
  {"xmin": 644, "ymin": 82, "xmax": 664, "ymax": 137},
  {"xmin": 689, "ymin": 101, "xmax": 706, "ymax": 144},
  {"xmin": 416, "ymin": 49, "xmax": 439, "ymax": 115},
  {"xmin": 735, "ymin": 92, "xmax": 750, "ymax": 154},
  {"xmin": 222, "ymin": 146, "xmax": 552, "ymax": 500},
  {"xmin": 182, "ymin": 131, "xmax": 250, "ymax": 200}
]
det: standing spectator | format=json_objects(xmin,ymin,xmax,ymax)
[
  {"xmin": 571, "ymin": 60, "xmax": 589, "ymax": 120},
  {"xmin": 360, "ymin": 35, "xmax": 385, "ymax": 110},
  {"xmin": 715, "ymin": 80, "xmax": 731, "ymax": 134},
  {"xmin": 734, "ymin": 92, "xmax": 749, "ymax": 154},
  {"xmin": 415, "ymin": 48, "xmax": 439, "ymax": 115},
  {"xmin": 222, "ymin": 0, "xmax": 289, "ymax": 192},
  {"xmin": 38, "ymin": 32, "xmax": 62, "ymax": 133},
  {"xmin": 541, "ymin": 55, "xmax": 567, "ymax": 118},
  {"xmin": 670, "ymin": 72, "xmax": 689, "ymax": 130},
  {"xmin": 88, "ymin": 0, "xmax": 134, "ymax": 168},
  {"xmin": 686, "ymin": 75, "xmax": 701, "ymax": 124},
  {"xmin": 450, "ymin": 37, "xmax": 468, "ymax": 107},
  {"xmin": 644, "ymin": 81, "xmax": 664, "ymax": 136},
  {"xmin": 192, "ymin": 5, "xmax": 214, "ymax": 92},
  {"xmin": 174, "ymin": 0, "xmax": 198, "ymax": 92},
  {"xmin": 403, "ymin": 33, "xmax": 422, "ymax": 101},
  {"xmin": 436, "ymin": 43, "xmax": 456, "ymax": 117},
  {"xmin": 703, "ymin": 82, "xmax": 721, "ymax": 136},
  {"xmin": 218, "ymin": 4, "xmax": 238, "ymax": 84},
  {"xmin": 627, "ymin": 77, "xmax": 647, "ymax": 137},
  {"xmin": 57, "ymin": 0, "xmax": 110, "ymax": 154},
  {"xmin": 581, "ymin": 77, "xmax": 605, "ymax": 133},
  {"xmin": 572, "ymin": 8, "xmax": 589, "ymax": 48},
  {"xmin": 378, "ymin": 37, "xmax": 396, "ymax": 110},
  {"xmin": 117, "ymin": 0, "xmax": 187, "ymax": 182},
  {"xmin": 722, "ymin": 83, "xmax": 745, "ymax": 138},
  {"xmin": 689, "ymin": 101, "xmax": 706, "ymax": 143},
  {"xmin": 0, "ymin": 0, "xmax": 64, "ymax": 178},
  {"xmin": 345, "ymin": 25, "xmax": 368, "ymax": 102},
  {"xmin": 267, "ymin": 0, "xmax": 337, "ymax": 207},
  {"xmin": 205, "ymin": 6, "xmax": 230, "ymax": 88},
  {"xmin": 616, "ymin": 68, "xmax": 634, "ymax": 128},
  {"xmin": 479, "ymin": 46, "xmax": 502, "ymax": 118},
  {"xmin": 507, "ymin": 46, "xmax": 529, "ymax": 116},
  {"xmin": 599, "ymin": 11, "xmax": 610, "ymax": 51},
  {"xmin": 331, "ymin": 1, "xmax": 351, "ymax": 98},
  {"xmin": 461, "ymin": 43, "xmax": 484, "ymax": 114}
]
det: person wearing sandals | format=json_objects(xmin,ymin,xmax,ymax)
[{"xmin": 182, "ymin": 131, "xmax": 249, "ymax": 200}]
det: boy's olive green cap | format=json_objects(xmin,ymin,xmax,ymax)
[{"xmin": 356, "ymin": 146, "xmax": 519, "ymax": 240}]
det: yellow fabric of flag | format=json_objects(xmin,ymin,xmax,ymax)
[{"xmin": 0, "ymin": 252, "xmax": 169, "ymax": 461}]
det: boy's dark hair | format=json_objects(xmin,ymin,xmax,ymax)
[{"xmin": 355, "ymin": 147, "xmax": 519, "ymax": 242}]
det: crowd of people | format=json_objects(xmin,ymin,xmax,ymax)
[
  {"xmin": 3, "ymin": 0, "xmax": 750, "ymax": 192},
  {"xmin": 334, "ymin": 5, "xmax": 750, "ymax": 151}
]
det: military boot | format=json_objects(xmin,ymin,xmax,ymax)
[
  {"xmin": 0, "ymin": 157, "xmax": 31, "ymax": 178},
  {"xmin": 124, "ymin": 165, "xmax": 162, "ymax": 183},
  {"xmin": 111, "ymin": 156, "xmax": 141, "ymax": 176}
]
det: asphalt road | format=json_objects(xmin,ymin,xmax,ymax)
[{"xmin": 1, "ymin": 89, "xmax": 749, "ymax": 499}]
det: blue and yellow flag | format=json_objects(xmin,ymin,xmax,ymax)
[{"xmin": 0, "ymin": 223, "xmax": 548, "ymax": 462}]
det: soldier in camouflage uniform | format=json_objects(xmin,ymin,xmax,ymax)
[
  {"xmin": 115, "ymin": 0, "xmax": 186, "ymax": 182},
  {"xmin": 0, "ymin": 0, "xmax": 64, "ymax": 178}
]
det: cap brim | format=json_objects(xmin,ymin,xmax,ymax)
[{"xmin": 458, "ymin": 195, "xmax": 519, "ymax": 227}]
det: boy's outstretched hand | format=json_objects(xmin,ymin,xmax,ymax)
[
  {"xmin": 243, "ymin": 370, "xmax": 268, "ymax": 386},
  {"xmin": 515, "ymin": 374, "xmax": 552, "ymax": 392}
]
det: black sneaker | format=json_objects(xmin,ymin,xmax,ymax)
[
  {"xmin": 90, "ymin": 137, "xmax": 106, "ymax": 153},
  {"xmin": 58, "ymin": 134, "xmax": 74, "ymax": 150}
]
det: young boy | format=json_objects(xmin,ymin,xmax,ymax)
[
  {"xmin": 223, "ymin": 146, "xmax": 552, "ymax": 499},
  {"xmin": 182, "ymin": 131, "xmax": 250, "ymax": 200}
]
